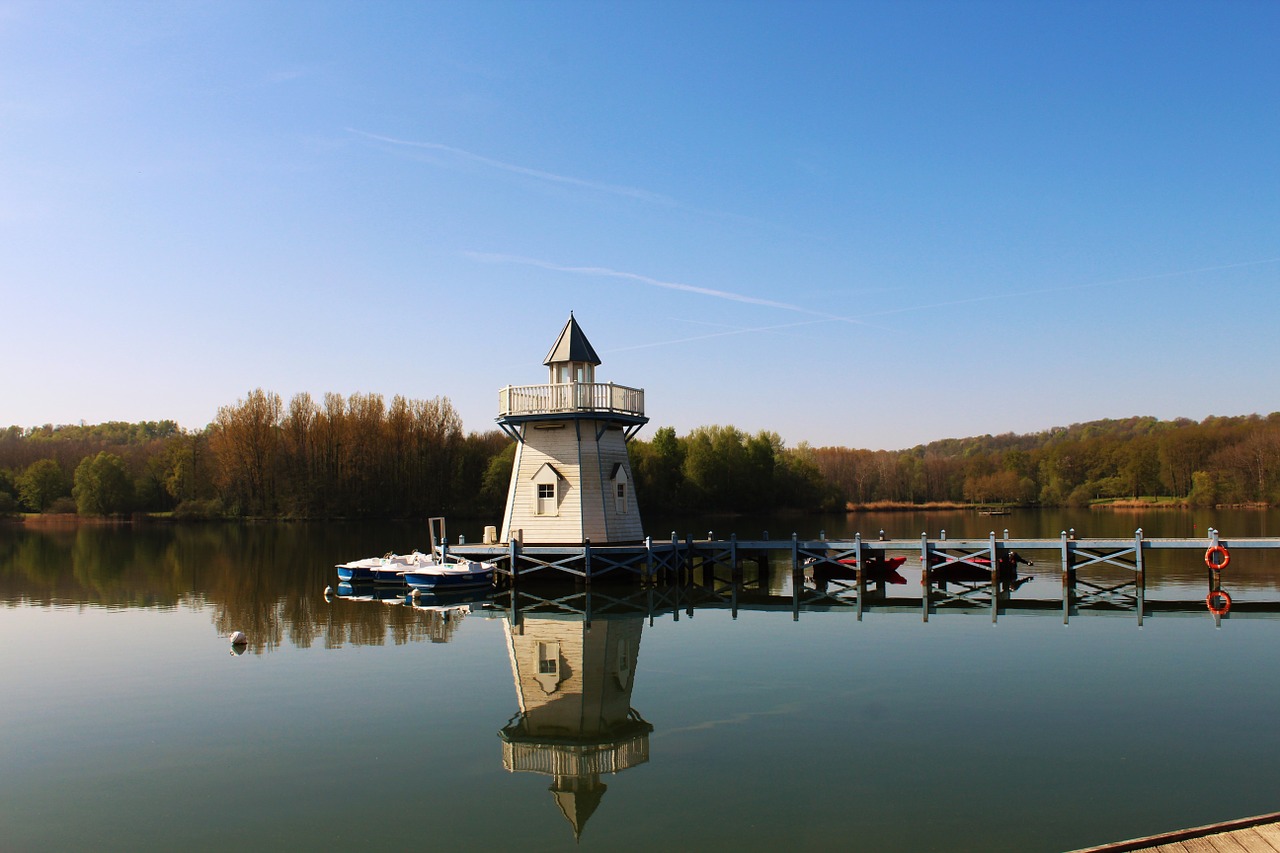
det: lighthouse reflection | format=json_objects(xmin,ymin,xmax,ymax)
[{"xmin": 499, "ymin": 610, "xmax": 652, "ymax": 841}]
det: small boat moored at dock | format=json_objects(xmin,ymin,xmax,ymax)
[
  {"xmin": 335, "ymin": 551, "xmax": 436, "ymax": 584},
  {"xmin": 335, "ymin": 556, "xmax": 385, "ymax": 583},
  {"xmin": 403, "ymin": 558, "xmax": 496, "ymax": 592}
]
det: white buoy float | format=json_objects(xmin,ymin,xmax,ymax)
[{"xmin": 229, "ymin": 630, "xmax": 248, "ymax": 646}]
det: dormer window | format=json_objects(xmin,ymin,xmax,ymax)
[
  {"xmin": 532, "ymin": 463, "xmax": 562, "ymax": 516},
  {"xmin": 611, "ymin": 463, "xmax": 629, "ymax": 514},
  {"xmin": 535, "ymin": 641, "xmax": 562, "ymax": 693}
]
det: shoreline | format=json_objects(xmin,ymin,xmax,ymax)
[{"xmin": 5, "ymin": 500, "xmax": 1275, "ymax": 528}]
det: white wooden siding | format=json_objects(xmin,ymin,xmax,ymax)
[{"xmin": 499, "ymin": 419, "xmax": 644, "ymax": 544}]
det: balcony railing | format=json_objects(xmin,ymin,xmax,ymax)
[
  {"xmin": 498, "ymin": 382, "xmax": 645, "ymax": 419},
  {"xmin": 502, "ymin": 734, "xmax": 651, "ymax": 775}
]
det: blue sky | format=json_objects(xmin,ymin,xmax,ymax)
[{"xmin": 2, "ymin": 0, "xmax": 1277, "ymax": 450}]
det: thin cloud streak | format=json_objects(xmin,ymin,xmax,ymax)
[
  {"xmin": 465, "ymin": 251, "xmax": 859, "ymax": 320},
  {"xmin": 466, "ymin": 251, "xmax": 1280, "ymax": 356},
  {"xmin": 348, "ymin": 129, "xmax": 674, "ymax": 204},
  {"xmin": 604, "ymin": 255, "xmax": 1280, "ymax": 353}
]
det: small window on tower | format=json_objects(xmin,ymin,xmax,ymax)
[
  {"xmin": 615, "ymin": 481, "xmax": 627, "ymax": 514},
  {"xmin": 536, "ymin": 482, "xmax": 556, "ymax": 516},
  {"xmin": 538, "ymin": 642, "xmax": 558, "ymax": 674}
]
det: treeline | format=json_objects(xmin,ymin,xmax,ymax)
[
  {"xmin": 2, "ymin": 400, "xmax": 1278, "ymax": 518},
  {"xmin": 809, "ymin": 413, "xmax": 1280, "ymax": 508},
  {"xmin": 0, "ymin": 390, "xmax": 513, "ymax": 519},
  {"xmin": 628, "ymin": 425, "xmax": 834, "ymax": 513}
]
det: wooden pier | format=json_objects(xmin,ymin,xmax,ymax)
[
  {"xmin": 440, "ymin": 528, "xmax": 1280, "ymax": 625},
  {"xmin": 1068, "ymin": 810, "xmax": 1280, "ymax": 852}
]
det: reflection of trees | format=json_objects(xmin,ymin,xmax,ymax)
[
  {"xmin": 0, "ymin": 523, "xmax": 481, "ymax": 653},
  {"xmin": 0, "ymin": 526, "xmax": 189, "ymax": 608}
]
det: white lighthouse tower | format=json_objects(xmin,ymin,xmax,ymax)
[{"xmin": 496, "ymin": 314, "xmax": 648, "ymax": 545}]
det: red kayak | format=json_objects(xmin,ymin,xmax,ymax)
[{"xmin": 808, "ymin": 555, "xmax": 908, "ymax": 584}]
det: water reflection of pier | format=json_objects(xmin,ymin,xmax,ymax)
[{"xmin": 497, "ymin": 569, "xmax": 1274, "ymax": 628}]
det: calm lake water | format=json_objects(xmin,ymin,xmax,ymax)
[{"xmin": 4, "ymin": 509, "xmax": 1280, "ymax": 852}]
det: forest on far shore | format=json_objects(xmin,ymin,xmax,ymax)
[{"xmin": 2, "ymin": 388, "xmax": 1278, "ymax": 519}]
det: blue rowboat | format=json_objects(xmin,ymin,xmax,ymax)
[
  {"xmin": 335, "ymin": 556, "xmax": 384, "ymax": 583},
  {"xmin": 403, "ymin": 559, "xmax": 495, "ymax": 591},
  {"xmin": 336, "ymin": 551, "xmax": 434, "ymax": 584}
]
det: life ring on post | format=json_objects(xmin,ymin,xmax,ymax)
[
  {"xmin": 1204, "ymin": 545, "xmax": 1230, "ymax": 571},
  {"xmin": 1206, "ymin": 590, "xmax": 1232, "ymax": 615}
]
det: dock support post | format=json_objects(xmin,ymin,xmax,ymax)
[
  {"xmin": 509, "ymin": 537, "xmax": 522, "ymax": 628},
  {"xmin": 1135, "ymin": 528, "xmax": 1145, "ymax": 626},
  {"xmin": 791, "ymin": 533, "xmax": 801, "ymax": 622},
  {"xmin": 855, "ymin": 532, "xmax": 865, "ymax": 621},
  {"xmin": 671, "ymin": 532, "xmax": 681, "ymax": 618},
  {"xmin": 686, "ymin": 533, "xmax": 696, "ymax": 588},
  {"xmin": 989, "ymin": 531, "xmax": 999, "ymax": 625},
  {"xmin": 730, "ymin": 533, "xmax": 740, "ymax": 583},
  {"xmin": 670, "ymin": 531, "xmax": 679, "ymax": 585},
  {"xmin": 584, "ymin": 546, "xmax": 593, "ymax": 629},
  {"xmin": 644, "ymin": 535, "xmax": 653, "ymax": 583},
  {"xmin": 1061, "ymin": 530, "xmax": 1073, "ymax": 625},
  {"xmin": 921, "ymin": 532, "xmax": 931, "ymax": 623}
]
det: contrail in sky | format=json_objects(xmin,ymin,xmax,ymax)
[
  {"xmin": 473, "ymin": 251, "xmax": 1280, "ymax": 350},
  {"xmin": 347, "ymin": 129, "xmax": 674, "ymax": 204},
  {"xmin": 464, "ymin": 251, "xmax": 874, "ymax": 324}
]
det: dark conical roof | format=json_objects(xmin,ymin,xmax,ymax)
[
  {"xmin": 551, "ymin": 777, "xmax": 607, "ymax": 842},
  {"xmin": 543, "ymin": 313, "xmax": 601, "ymax": 367}
]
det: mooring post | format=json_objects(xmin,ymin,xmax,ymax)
[
  {"xmin": 584, "ymin": 538, "xmax": 592, "ymax": 589},
  {"xmin": 644, "ymin": 535, "xmax": 653, "ymax": 582},
  {"xmin": 921, "ymin": 532, "xmax": 931, "ymax": 623}
]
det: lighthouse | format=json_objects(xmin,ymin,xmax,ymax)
[{"xmin": 496, "ymin": 314, "xmax": 648, "ymax": 546}]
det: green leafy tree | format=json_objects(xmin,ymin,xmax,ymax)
[
  {"xmin": 73, "ymin": 451, "xmax": 135, "ymax": 515},
  {"xmin": 17, "ymin": 459, "xmax": 68, "ymax": 512}
]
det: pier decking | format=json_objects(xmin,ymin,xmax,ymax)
[{"xmin": 1069, "ymin": 811, "xmax": 1280, "ymax": 852}]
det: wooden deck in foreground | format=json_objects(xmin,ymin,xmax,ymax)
[{"xmin": 1069, "ymin": 812, "xmax": 1280, "ymax": 852}]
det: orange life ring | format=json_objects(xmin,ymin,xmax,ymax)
[
  {"xmin": 1204, "ymin": 545, "xmax": 1230, "ymax": 571},
  {"xmin": 1206, "ymin": 590, "xmax": 1232, "ymax": 615}
]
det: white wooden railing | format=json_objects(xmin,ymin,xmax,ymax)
[
  {"xmin": 502, "ymin": 735, "xmax": 650, "ymax": 775},
  {"xmin": 498, "ymin": 382, "xmax": 645, "ymax": 418}
]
